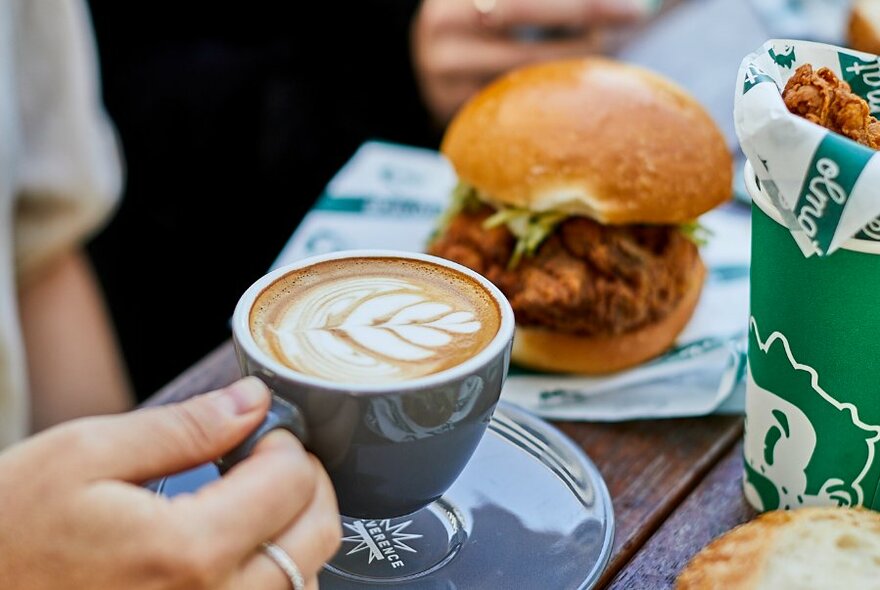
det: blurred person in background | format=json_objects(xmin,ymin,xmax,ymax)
[
  {"xmin": 0, "ymin": 0, "xmax": 130, "ymax": 441},
  {"xmin": 85, "ymin": 0, "xmax": 655, "ymax": 400},
  {"xmin": 0, "ymin": 4, "xmax": 340, "ymax": 587},
  {"xmin": 412, "ymin": 0, "xmax": 656, "ymax": 124}
]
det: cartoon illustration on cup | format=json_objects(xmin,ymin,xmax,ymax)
[{"xmin": 744, "ymin": 317, "xmax": 880, "ymax": 511}]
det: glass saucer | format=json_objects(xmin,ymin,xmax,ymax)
[{"xmin": 155, "ymin": 402, "xmax": 614, "ymax": 589}]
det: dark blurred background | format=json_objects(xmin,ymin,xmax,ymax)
[
  {"xmin": 84, "ymin": 0, "xmax": 806, "ymax": 401},
  {"xmin": 85, "ymin": 2, "xmax": 437, "ymax": 400}
]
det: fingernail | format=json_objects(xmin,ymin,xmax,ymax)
[{"xmin": 219, "ymin": 377, "xmax": 268, "ymax": 415}]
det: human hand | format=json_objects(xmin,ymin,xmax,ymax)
[
  {"xmin": 0, "ymin": 377, "xmax": 341, "ymax": 590},
  {"xmin": 412, "ymin": 0, "xmax": 657, "ymax": 124}
]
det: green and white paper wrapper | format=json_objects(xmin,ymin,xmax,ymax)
[
  {"xmin": 734, "ymin": 39, "xmax": 880, "ymax": 257},
  {"xmin": 737, "ymin": 40, "xmax": 880, "ymax": 511},
  {"xmin": 744, "ymin": 164, "xmax": 880, "ymax": 512},
  {"xmin": 273, "ymin": 142, "xmax": 751, "ymax": 421}
]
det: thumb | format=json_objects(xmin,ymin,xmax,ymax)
[
  {"xmin": 580, "ymin": 0, "xmax": 659, "ymax": 25},
  {"xmin": 486, "ymin": 0, "xmax": 655, "ymax": 29},
  {"xmin": 593, "ymin": 0, "xmax": 660, "ymax": 18},
  {"xmin": 53, "ymin": 377, "xmax": 271, "ymax": 482}
]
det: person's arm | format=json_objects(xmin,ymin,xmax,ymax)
[{"xmin": 19, "ymin": 248, "xmax": 133, "ymax": 431}]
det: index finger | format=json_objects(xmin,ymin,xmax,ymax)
[{"xmin": 174, "ymin": 431, "xmax": 320, "ymax": 559}]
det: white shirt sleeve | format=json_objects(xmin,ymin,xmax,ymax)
[
  {"xmin": 13, "ymin": 0, "xmax": 123, "ymax": 279},
  {"xmin": 0, "ymin": 0, "xmax": 122, "ymax": 447}
]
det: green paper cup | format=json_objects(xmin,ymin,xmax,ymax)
[{"xmin": 744, "ymin": 161, "xmax": 880, "ymax": 512}]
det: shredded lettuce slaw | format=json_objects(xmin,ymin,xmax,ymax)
[{"xmin": 433, "ymin": 183, "xmax": 711, "ymax": 268}]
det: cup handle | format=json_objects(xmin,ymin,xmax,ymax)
[{"xmin": 215, "ymin": 393, "xmax": 309, "ymax": 475}]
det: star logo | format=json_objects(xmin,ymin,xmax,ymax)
[{"xmin": 341, "ymin": 519, "xmax": 423, "ymax": 566}]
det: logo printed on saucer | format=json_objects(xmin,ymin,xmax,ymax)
[{"xmin": 341, "ymin": 519, "xmax": 423, "ymax": 569}]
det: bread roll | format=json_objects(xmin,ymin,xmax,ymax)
[
  {"xmin": 849, "ymin": 0, "xmax": 880, "ymax": 55},
  {"xmin": 677, "ymin": 507, "xmax": 880, "ymax": 589}
]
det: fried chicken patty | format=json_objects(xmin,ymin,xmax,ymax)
[
  {"xmin": 783, "ymin": 64, "xmax": 880, "ymax": 149},
  {"xmin": 428, "ymin": 206, "xmax": 700, "ymax": 337}
]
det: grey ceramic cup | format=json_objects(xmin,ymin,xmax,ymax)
[{"xmin": 228, "ymin": 250, "xmax": 515, "ymax": 518}]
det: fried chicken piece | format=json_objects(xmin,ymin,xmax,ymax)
[
  {"xmin": 428, "ymin": 207, "xmax": 698, "ymax": 337},
  {"xmin": 783, "ymin": 64, "xmax": 880, "ymax": 149}
]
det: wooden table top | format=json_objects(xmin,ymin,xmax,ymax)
[{"xmin": 145, "ymin": 341, "xmax": 756, "ymax": 589}]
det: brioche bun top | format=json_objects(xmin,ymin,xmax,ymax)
[{"xmin": 441, "ymin": 58, "xmax": 732, "ymax": 224}]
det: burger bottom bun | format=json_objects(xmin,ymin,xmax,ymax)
[{"xmin": 511, "ymin": 257, "xmax": 706, "ymax": 374}]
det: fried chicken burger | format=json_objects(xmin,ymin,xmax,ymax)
[{"xmin": 428, "ymin": 58, "xmax": 732, "ymax": 374}]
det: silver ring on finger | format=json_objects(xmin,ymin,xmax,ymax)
[{"xmin": 261, "ymin": 541, "xmax": 306, "ymax": 590}]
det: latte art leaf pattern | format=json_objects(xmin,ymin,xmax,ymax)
[{"xmin": 269, "ymin": 278, "xmax": 484, "ymax": 382}]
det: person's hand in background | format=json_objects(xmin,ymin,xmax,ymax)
[
  {"xmin": 0, "ymin": 378, "xmax": 341, "ymax": 590},
  {"xmin": 412, "ymin": 0, "xmax": 658, "ymax": 125}
]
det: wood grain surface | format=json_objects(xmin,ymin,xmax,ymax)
[
  {"xmin": 607, "ymin": 442, "xmax": 756, "ymax": 589},
  {"xmin": 557, "ymin": 418, "xmax": 743, "ymax": 587},
  {"xmin": 144, "ymin": 341, "xmax": 745, "ymax": 588}
]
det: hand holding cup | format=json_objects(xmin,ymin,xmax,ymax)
[{"xmin": 0, "ymin": 379, "xmax": 341, "ymax": 590}]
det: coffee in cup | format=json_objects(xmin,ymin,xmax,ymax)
[
  {"xmin": 248, "ymin": 256, "xmax": 501, "ymax": 383},
  {"xmin": 230, "ymin": 250, "xmax": 515, "ymax": 518}
]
